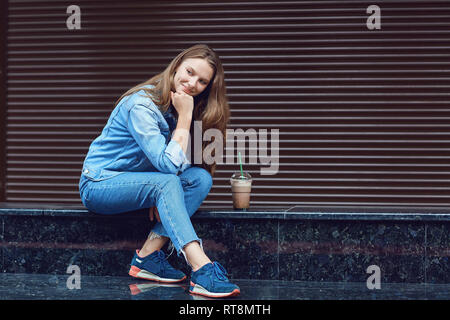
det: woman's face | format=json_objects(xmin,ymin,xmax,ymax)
[{"xmin": 173, "ymin": 58, "xmax": 214, "ymax": 97}]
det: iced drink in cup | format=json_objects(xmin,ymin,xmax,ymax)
[{"xmin": 230, "ymin": 172, "xmax": 252, "ymax": 210}]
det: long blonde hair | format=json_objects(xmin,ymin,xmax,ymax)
[{"xmin": 115, "ymin": 44, "xmax": 230, "ymax": 176}]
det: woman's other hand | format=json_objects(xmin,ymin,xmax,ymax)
[{"xmin": 149, "ymin": 206, "xmax": 161, "ymax": 222}]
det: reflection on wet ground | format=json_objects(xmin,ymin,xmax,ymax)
[{"xmin": 0, "ymin": 273, "xmax": 449, "ymax": 300}]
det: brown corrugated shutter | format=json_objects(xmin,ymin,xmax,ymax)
[{"xmin": 4, "ymin": 0, "xmax": 450, "ymax": 208}]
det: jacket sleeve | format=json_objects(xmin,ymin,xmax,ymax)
[{"xmin": 127, "ymin": 103, "xmax": 190, "ymax": 174}]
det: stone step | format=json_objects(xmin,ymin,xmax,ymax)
[{"xmin": 1, "ymin": 204, "xmax": 449, "ymax": 284}]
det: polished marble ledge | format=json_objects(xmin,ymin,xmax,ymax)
[
  {"xmin": 1, "ymin": 203, "xmax": 450, "ymax": 222},
  {"xmin": 1, "ymin": 203, "xmax": 449, "ymax": 283},
  {"xmin": 1, "ymin": 273, "xmax": 449, "ymax": 300}
]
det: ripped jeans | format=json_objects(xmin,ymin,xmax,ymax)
[{"xmin": 78, "ymin": 166, "xmax": 212, "ymax": 261}]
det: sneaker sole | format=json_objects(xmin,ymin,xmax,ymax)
[
  {"xmin": 189, "ymin": 281, "xmax": 240, "ymax": 298},
  {"xmin": 129, "ymin": 265, "xmax": 186, "ymax": 283}
]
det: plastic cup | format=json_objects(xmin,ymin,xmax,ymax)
[{"xmin": 230, "ymin": 172, "xmax": 252, "ymax": 211}]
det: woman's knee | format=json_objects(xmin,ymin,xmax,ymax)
[{"xmin": 183, "ymin": 167, "xmax": 213, "ymax": 194}]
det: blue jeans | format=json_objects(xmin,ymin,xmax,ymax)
[{"xmin": 78, "ymin": 166, "xmax": 212, "ymax": 260}]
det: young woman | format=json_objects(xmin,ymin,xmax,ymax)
[{"xmin": 78, "ymin": 44, "xmax": 239, "ymax": 298}]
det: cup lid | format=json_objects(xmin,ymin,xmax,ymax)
[{"xmin": 231, "ymin": 172, "xmax": 252, "ymax": 180}]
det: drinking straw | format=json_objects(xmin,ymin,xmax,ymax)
[{"xmin": 238, "ymin": 152, "xmax": 244, "ymax": 179}]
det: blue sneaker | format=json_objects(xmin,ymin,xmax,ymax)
[
  {"xmin": 189, "ymin": 262, "xmax": 240, "ymax": 298},
  {"xmin": 129, "ymin": 250, "xmax": 187, "ymax": 283}
]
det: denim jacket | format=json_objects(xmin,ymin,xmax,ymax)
[{"xmin": 81, "ymin": 86, "xmax": 191, "ymax": 182}]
